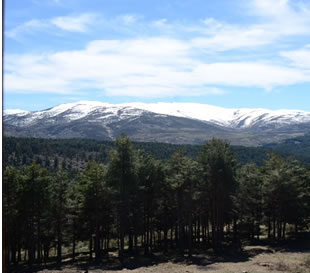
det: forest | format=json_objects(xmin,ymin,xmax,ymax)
[
  {"xmin": 3, "ymin": 135, "xmax": 310, "ymax": 272},
  {"xmin": 3, "ymin": 136, "xmax": 276, "ymax": 170}
]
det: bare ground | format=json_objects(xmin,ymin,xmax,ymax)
[{"xmin": 34, "ymin": 245, "xmax": 310, "ymax": 273}]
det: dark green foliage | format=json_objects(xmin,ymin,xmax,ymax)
[
  {"xmin": 3, "ymin": 135, "xmax": 310, "ymax": 272},
  {"xmin": 236, "ymin": 164, "xmax": 263, "ymax": 240},
  {"xmin": 3, "ymin": 167, "xmax": 22, "ymax": 266},
  {"xmin": 167, "ymin": 150, "xmax": 200, "ymax": 256},
  {"xmin": 136, "ymin": 151, "xmax": 164, "ymax": 255},
  {"xmin": 262, "ymin": 154, "xmax": 310, "ymax": 239},
  {"xmin": 3, "ymin": 136, "xmax": 278, "ymax": 170},
  {"xmin": 265, "ymin": 134, "xmax": 310, "ymax": 165},
  {"xmin": 49, "ymin": 170, "xmax": 70, "ymax": 265},
  {"xmin": 78, "ymin": 161, "xmax": 110, "ymax": 261},
  {"xmin": 198, "ymin": 139, "xmax": 237, "ymax": 251},
  {"xmin": 106, "ymin": 134, "xmax": 137, "ymax": 264}
]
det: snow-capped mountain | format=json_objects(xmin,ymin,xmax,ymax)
[
  {"xmin": 4, "ymin": 101, "xmax": 310, "ymax": 146},
  {"xmin": 123, "ymin": 102, "xmax": 310, "ymax": 129}
]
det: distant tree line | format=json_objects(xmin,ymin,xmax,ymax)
[
  {"xmin": 3, "ymin": 136, "xmax": 272, "ymax": 171},
  {"xmin": 3, "ymin": 135, "xmax": 310, "ymax": 271}
]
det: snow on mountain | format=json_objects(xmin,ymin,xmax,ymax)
[
  {"xmin": 3, "ymin": 109, "xmax": 30, "ymax": 116},
  {"xmin": 4, "ymin": 100, "xmax": 310, "ymax": 129},
  {"xmin": 123, "ymin": 102, "xmax": 310, "ymax": 128}
]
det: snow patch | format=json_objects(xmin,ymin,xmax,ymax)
[{"xmin": 4, "ymin": 109, "xmax": 30, "ymax": 116}]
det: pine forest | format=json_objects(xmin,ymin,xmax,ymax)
[{"xmin": 3, "ymin": 135, "xmax": 310, "ymax": 272}]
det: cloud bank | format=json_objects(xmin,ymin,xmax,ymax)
[{"xmin": 4, "ymin": 0, "xmax": 310, "ymax": 98}]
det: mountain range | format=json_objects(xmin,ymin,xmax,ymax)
[{"xmin": 4, "ymin": 101, "xmax": 310, "ymax": 146}]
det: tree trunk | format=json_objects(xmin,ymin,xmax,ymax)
[
  {"xmin": 18, "ymin": 243, "xmax": 22, "ymax": 262},
  {"xmin": 233, "ymin": 217, "xmax": 237, "ymax": 244},
  {"xmin": 170, "ymin": 225, "xmax": 174, "ymax": 249},
  {"xmin": 188, "ymin": 214, "xmax": 193, "ymax": 258},
  {"xmin": 164, "ymin": 225, "xmax": 168, "ymax": 254},
  {"xmin": 95, "ymin": 227, "xmax": 101, "ymax": 262},
  {"xmin": 72, "ymin": 238, "xmax": 75, "ymax": 263},
  {"xmin": 128, "ymin": 228, "xmax": 133, "ymax": 253},
  {"xmin": 134, "ymin": 231, "xmax": 138, "ymax": 255},
  {"xmin": 89, "ymin": 237, "xmax": 93, "ymax": 260},
  {"xmin": 283, "ymin": 222, "xmax": 286, "ymax": 240},
  {"xmin": 11, "ymin": 242, "xmax": 17, "ymax": 264},
  {"xmin": 119, "ymin": 224, "xmax": 124, "ymax": 265},
  {"xmin": 28, "ymin": 225, "xmax": 35, "ymax": 270},
  {"xmin": 57, "ymin": 226, "xmax": 62, "ymax": 265},
  {"xmin": 145, "ymin": 214, "xmax": 150, "ymax": 256}
]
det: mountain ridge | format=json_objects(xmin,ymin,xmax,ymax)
[
  {"xmin": 4, "ymin": 100, "xmax": 310, "ymax": 146},
  {"xmin": 5, "ymin": 100, "xmax": 310, "ymax": 128}
]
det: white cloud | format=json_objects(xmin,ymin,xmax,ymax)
[
  {"xmin": 6, "ymin": 13, "xmax": 97, "ymax": 39},
  {"xmin": 192, "ymin": 62, "xmax": 308, "ymax": 90},
  {"xmin": 251, "ymin": 0, "xmax": 291, "ymax": 18},
  {"xmin": 5, "ymin": 19, "xmax": 49, "ymax": 38},
  {"xmin": 249, "ymin": 0, "xmax": 310, "ymax": 35},
  {"xmin": 152, "ymin": 18, "xmax": 168, "ymax": 27},
  {"xmin": 7, "ymin": 0, "xmax": 310, "ymax": 50},
  {"xmin": 50, "ymin": 13, "xmax": 96, "ymax": 32},
  {"xmin": 191, "ymin": 25, "xmax": 271, "ymax": 52},
  {"xmin": 116, "ymin": 14, "xmax": 140, "ymax": 25},
  {"xmin": 186, "ymin": 0, "xmax": 310, "ymax": 52},
  {"xmin": 280, "ymin": 46, "xmax": 310, "ymax": 69},
  {"xmin": 5, "ymin": 0, "xmax": 310, "ymax": 98},
  {"xmin": 4, "ymin": 38, "xmax": 310, "ymax": 97}
]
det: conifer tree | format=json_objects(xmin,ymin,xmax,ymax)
[
  {"xmin": 79, "ymin": 161, "xmax": 107, "ymax": 262},
  {"xmin": 20, "ymin": 164, "xmax": 51, "ymax": 268},
  {"xmin": 106, "ymin": 134, "xmax": 137, "ymax": 265},
  {"xmin": 3, "ymin": 167, "xmax": 22, "ymax": 265},
  {"xmin": 237, "ymin": 163, "xmax": 263, "ymax": 240},
  {"xmin": 167, "ymin": 150, "xmax": 199, "ymax": 257},
  {"xmin": 49, "ymin": 170, "xmax": 70, "ymax": 265},
  {"xmin": 198, "ymin": 139, "xmax": 237, "ymax": 251}
]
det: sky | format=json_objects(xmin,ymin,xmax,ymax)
[{"xmin": 3, "ymin": 0, "xmax": 310, "ymax": 111}]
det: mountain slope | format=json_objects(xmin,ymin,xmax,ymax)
[{"xmin": 4, "ymin": 101, "xmax": 310, "ymax": 146}]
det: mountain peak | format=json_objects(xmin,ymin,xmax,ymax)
[
  {"xmin": 5, "ymin": 101, "xmax": 310, "ymax": 128},
  {"xmin": 4, "ymin": 101, "xmax": 310, "ymax": 146}
]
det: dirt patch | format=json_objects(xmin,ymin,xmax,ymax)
[{"xmin": 36, "ymin": 247, "xmax": 310, "ymax": 273}]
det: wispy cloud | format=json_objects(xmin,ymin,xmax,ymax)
[
  {"xmin": 4, "ymin": 37, "xmax": 310, "ymax": 97},
  {"xmin": 4, "ymin": 0, "xmax": 310, "ymax": 99},
  {"xmin": 116, "ymin": 14, "xmax": 140, "ymax": 25},
  {"xmin": 50, "ymin": 13, "xmax": 95, "ymax": 32},
  {"xmin": 189, "ymin": 1, "xmax": 310, "ymax": 52},
  {"xmin": 5, "ymin": 19, "xmax": 49, "ymax": 39},
  {"xmin": 248, "ymin": 0, "xmax": 310, "ymax": 36},
  {"xmin": 280, "ymin": 45, "xmax": 310, "ymax": 69},
  {"xmin": 6, "ymin": 13, "xmax": 97, "ymax": 38}
]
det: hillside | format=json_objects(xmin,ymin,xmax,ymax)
[
  {"xmin": 4, "ymin": 101, "xmax": 310, "ymax": 146},
  {"xmin": 6, "ymin": 135, "xmax": 310, "ymax": 172}
]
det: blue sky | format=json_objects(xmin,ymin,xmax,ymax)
[{"xmin": 4, "ymin": 0, "xmax": 310, "ymax": 111}]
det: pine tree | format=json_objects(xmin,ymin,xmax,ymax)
[
  {"xmin": 106, "ymin": 134, "xmax": 137, "ymax": 265},
  {"xmin": 79, "ymin": 161, "xmax": 107, "ymax": 262},
  {"xmin": 3, "ymin": 167, "xmax": 22, "ymax": 266},
  {"xmin": 167, "ymin": 150, "xmax": 199, "ymax": 257},
  {"xmin": 237, "ymin": 163, "xmax": 263, "ymax": 240},
  {"xmin": 49, "ymin": 170, "xmax": 70, "ymax": 265},
  {"xmin": 198, "ymin": 139, "xmax": 237, "ymax": 251},
  {"xmin": 19, "ymin": 164, "xmax": 51, "ymax": 268}
]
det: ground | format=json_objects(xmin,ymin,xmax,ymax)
[{"xmin": 35, "ymin": 245, "xmax": 310, "ymax": 273}]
